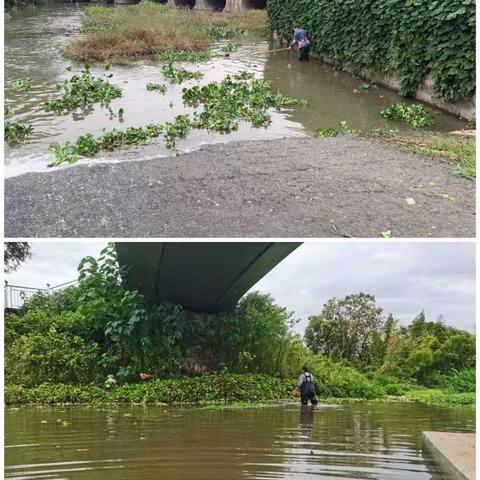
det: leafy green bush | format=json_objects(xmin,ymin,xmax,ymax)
[
  {"xmin": 267, "ymin": 0, "xmax": 475, "ymax": 103},
  {"xmin": 5, "ymin": 310, "xmax": 94, "ymax": 346},
  {"xmin": 442, "ymin": 369, "xmax": 476, "ymax": 393},
  {"xmin": 5, "ymin": 328, "xmax": 99, "ymax": 387},
  {"xmin": 307, "ymin": 356, "xmax": 386, "ymax": 399}
]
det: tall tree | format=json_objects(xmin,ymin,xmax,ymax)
[{"xmin": 304, "ymin": 293, "xmax": 385, "ymax": 363}]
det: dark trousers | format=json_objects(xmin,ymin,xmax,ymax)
[
  {"xmin": 299, "ymin": 45, "xmax": 311, "ymax": 61},
  {"xmin": 300, "ymin": 383, "xmax": 318, "ymax": 405}
]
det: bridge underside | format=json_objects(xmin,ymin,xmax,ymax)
[{"xmin": 116, "ymin": 242, "xmax": 300, "ymax": 313}]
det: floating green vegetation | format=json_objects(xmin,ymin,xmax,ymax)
[
  {"xmin": 49, "ymin": 124, "xmax": 164, "ymax": 166},
  {"xmin": 44, "ymin": 64, "xmax": 123, "ymax": 114},
  {"xmin": 202, "ymin": 24, "xmax": 236, "ymax": 40},
  {"xmin": 314, "ymin": 121, "xmax": 357, "ymax": 138},
  {"xmin": 146, "ymin": 83, "xmax": 168, "ymax": 94},
  {"xmin": 164, "ymin": 115, "xmax": 192, "ymax": 149},
  {"xmin": 353, "ymin": 83, "xmax": 373, "ymax": 94},
  {"xmin": 222, "ymin": 42, "xmax": 240, "ymax": 53},
  {"xmin": 11, "ymin": 78, "xmax": 32, "ymax": 93},
  {"xmin": 380, "ymin": 103, "xmax": 434, "ymax": 128},
  {"xmin": 4, "ymin": 105, "xmax": 13, "ymax": 117},
  {"xmin": 157, "ymin": 50, "xmax": 213, "ymax": 63},
  {"xmin": 161, "ymin": 63, "xmax": 204, "ymax": 84},
  {"xmin": 5, "ymin": 12, "xmax": 12, "ymax": 23},
  {"xmin": 48, "ymin": 73, "xmax": 306, "ymax": 165},
  {"xmin": 107, "ymin": 107, "xmax": 124, "ymax": 120},
  {"xmin": 380, "ymin": 230, "xmax": 393, "ymax": 238},
  {"xmin": 183, "ymin": 73, "xmax": 307, "ymax": 133},
  {"xmin": 5, "ymin": 121, "xmax": 33, "ymax": 144}
]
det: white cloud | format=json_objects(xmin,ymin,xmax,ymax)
[{"xmin": 4, "ymin": 241, "xmax": 475, "ymax": 333}]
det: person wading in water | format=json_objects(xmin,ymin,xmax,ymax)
[
  {"xmin": 292, "ymin": 366, "xmax": 318, "ymax": 406},
  {"xmin": 290, "ymin": 23, "xmax": 311, "ymax": 61}
]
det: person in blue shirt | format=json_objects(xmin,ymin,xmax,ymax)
[{"xmin": 290, "ymin": 23, "xmax": 311, "ymax": 61}]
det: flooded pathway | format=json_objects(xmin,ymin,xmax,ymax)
[
  {"xmin": 4, "ymin": 3, "xmax": 466, "ymax": 177},
  {"xmin": 5, "ymin": 402, "xmax": 475, "ymax": 479}
]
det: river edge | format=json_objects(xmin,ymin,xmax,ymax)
[
  {"xmin": 5, "ymin": 386, "xmax": 475, "ymax": 409},
  {"xmin": 4, "ymin": 136, "xmax": 475, "ymax": 238}
]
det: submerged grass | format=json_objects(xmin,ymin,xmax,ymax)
[
  {"xmin": 65, "ymin": 2, "xmax": 268, "ymax": 61},
  {"xmin": 368, "ymin": 130, "xmax": 476, "ymax": 180}
]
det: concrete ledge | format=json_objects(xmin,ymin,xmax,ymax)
[{"xmin": 423, "ymin": 431, "xmax": 475, "ymax": 480}]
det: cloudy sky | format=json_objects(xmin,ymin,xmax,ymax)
[{"xmin": 5, "ymin": 241, "xmax": 476, "ymax": 333}]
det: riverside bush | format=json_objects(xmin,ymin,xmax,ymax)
[
  {"xmin": 442, "ymin": 368, "xmax": 476, "ymax": 393},
  {"xmin": 5, "ymin": 328, "xmax": 99, "ymax": 387},
  {"xmin": 267, "ymin": 0, "xmax": 475, "ymax": 103}
]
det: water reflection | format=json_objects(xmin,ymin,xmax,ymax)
[{"xmin": 5, "ymin": 402, "xmax": 474, "ymax": 479}]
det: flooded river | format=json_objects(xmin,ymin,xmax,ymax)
[
  {"xmin": 5, "ymin": 402, "xmax": 475, "ymax": 479},
  {"xmin": 5, "ymin": 3, "xmax": 467, "ymax": 177}
]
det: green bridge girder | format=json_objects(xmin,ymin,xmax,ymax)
[{"xmin": 115, "ymin": 242, "xmax": 300, "ymax": 313}]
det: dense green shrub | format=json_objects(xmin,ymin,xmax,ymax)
[
  {"xmin": 267, "ymin": 0, "xmax": 475, "ymax": 103},
  {"xmin": 305, "ymin": 356, "xmax": 386, "ymax": 399},
  {"xmin": 442, "ymin": 369, "xmax": 476, "ymax": 393},
  {"xmin": 5, "ymin": 328, "xmax": 98, "ymax": 386}
]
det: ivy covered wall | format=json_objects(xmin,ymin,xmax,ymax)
[{"xmin": 267, "ymin": 0, "xmax": 475, "ymax": 104}]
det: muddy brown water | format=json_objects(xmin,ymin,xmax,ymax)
[
  {"xmin": 4, "ymin": 402, "xmax": 475, "ymax": 479},
  {"xmin": 5, "ymin": 3, "xmax": 467, "ymax": 178}
]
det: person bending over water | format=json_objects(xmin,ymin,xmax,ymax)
[
  {"xmin": 290, "ymin": 23, "xmax": 311, "ymax": 61},
  {"xmin": 292, "ymin": 366, "xmax": 318, "ymax": 406}
]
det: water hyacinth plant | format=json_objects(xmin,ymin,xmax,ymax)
[
  {"xmin": 146, "ymin": 83, "xmax": 168, "ymax": 94},
  {"xmin": 314, "ymin": 121, "xmax": 357, "ymax": 138},
  {"xmin": 5, "ymin": 122, "xmax": 34, "ymax": 143},
  {"xmin": 183, "ymin": 73, "xmax": 307, "ymax": 133},
  {"xmin": 380, "ymin": 103, "xmax": 434, "ymax": 128},
  {"xmin": 48, "ymin": 73, "xmax": 307, "ymax": 165},
  {"xmin": 161, "ymin": 63, "xmax": 204, "ymax": 84},
  {"xmin": 44, "ymin": 64, "xmax": 123, "ymax": 114},
  {"xmin": 11, "ymin": 78, "xmax": 32, "ymax": 92}
]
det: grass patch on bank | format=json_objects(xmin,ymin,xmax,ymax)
[
  {"xmin": 367, "ymin": 130, "xmax": 476, "ymax": 180},
  {"xmin": 65, "ymin": 2, "xmax": 268, "ymax": 62},
  {"xmin": 405, "ymin": 389, "xmax": 475, "ymax": 407}
]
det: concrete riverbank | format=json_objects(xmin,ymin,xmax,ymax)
[
  {"xmin": 423, "ymin": 431, "xmax": 475, "ymax": 480},
  {"xmin": 5, "ymin": 136, "xmax": 475, "ymax": 238}
]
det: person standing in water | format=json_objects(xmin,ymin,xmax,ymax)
[
  {"xmin": 292, "ymin": 366, "xmax": 318, "ymax": 406},
  {"xmin": 290, "ymin": 23, "xmax": 311, "ymax": 61}
]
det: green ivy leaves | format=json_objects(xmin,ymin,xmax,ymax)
[{"xmin": 267, "ymin": 0, "xmax": 475, "ymax": 104}]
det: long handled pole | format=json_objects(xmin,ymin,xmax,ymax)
[{"xmin": 249, "ymin": 47, "xmax": 291, "ymax": 55}]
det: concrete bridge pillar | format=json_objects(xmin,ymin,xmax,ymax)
[{"xmin": 224, "ymin": 0, "xmax": 266, "ymax": 11}]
